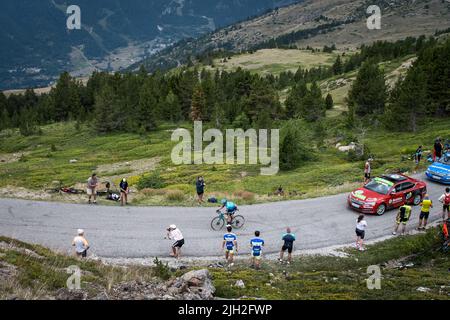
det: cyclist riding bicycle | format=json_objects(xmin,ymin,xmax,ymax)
[{"xmin": 219, "ymin": 199, "xmax": 238, "ymax": 224}]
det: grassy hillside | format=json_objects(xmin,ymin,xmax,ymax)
[
  {"xmin": 0, "ymin": 116, "xmax": 448, "ymax": 206},
  {"xmin": 208, "ymin": 49, "xmax": 339, "ymax": 75},
  {"xmin": 1, "ymin": 228, "xmax": 448, "ymax": 300}
]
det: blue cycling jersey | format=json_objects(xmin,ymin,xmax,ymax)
[
  {"xmin": 226, "ymin": 202, "xmax": 237, "ymax": 212},
  {"xmin": 223, "ymin": 233, "xmax": 237, "ymax": 250},
  {"xmin": 250, "ymin": 237, "xmax": 264, "ymax": 255}
]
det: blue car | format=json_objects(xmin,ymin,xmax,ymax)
[{"xmin": 425, "ymin": 152, "xmax": 450, "ymax": 184}]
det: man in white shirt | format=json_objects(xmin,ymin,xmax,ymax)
[
  {"xmin": 87, "ymin": 173, "xmax": 99, "ymax": 204},
  {"xmin": 72, "ymin": 229, "xmax": 90, "ymax": 258},
  {"xmin": 165, "ymin": 225, "xmax": 184, "ymax": 258}
]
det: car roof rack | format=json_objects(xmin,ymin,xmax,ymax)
[{"xmin": 381, "ymin": 174, "xmax": 407, "ymax": 183}]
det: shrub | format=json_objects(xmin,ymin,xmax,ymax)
[
  {"xmin": 137, "ymin": 171, "xmax": 166, "ymax": 190},
  {"xmin": 141, "ymin": 188, "xmax": 167, "ymax": 196},
  {"xmin": 165, "ymin": 190, "xmax": 185, "ymax": 202},
  {"xmin": 233, "ymin": 190, "xmax": 255, "ymax": 201},
  {"xmin": 153, "ymin": 258, "xmax": 171, "ymax": 280}
]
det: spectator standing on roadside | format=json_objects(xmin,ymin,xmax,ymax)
[
  {"xmin": 434, "ymin": 138, "xmax": 443, "ymax": 161},
  {"xmin": 439, "ymin": 188, "xmax": 450, "ymax": 220},
  {"xmin": 364, "ymin": 158, "xmax": 373, "ymax": 184},
  {"xmin": 223, "ymin": 225, "xmax": 238, "ymax": 266},
  {"xmin": 119, "ymin": 178, "xmax": 129, "ymax": 206},
  {"xmin": 87, "ymin": 173, "xmax": 99, "ymax": 204},
  {"xmin": 196, "ymin": 176, "xmax": 206, "ymax": 204},
  {"xmin": 72, "ymin": 229, "xmax": 90, "ymax": 258},
  {"xmin": 355, "ymin": 215, "xmax": 367, "ymax": 251},
  {"xmin": 279, "ymin": 227, "xmax": 296, "ymax": 264},
  {"xmin": 250, "ymin": 231, "xmax": 265, "ymax": 270},
  {"xmin": 418, "ymin": 194, "xmax": 433, "ymax": 231},
  {"xmin": 393, "ymin": 204, "xmax": 412, "ymax": 236},
  {"xmin": 415, "ymin": 145, "xmax": 423, "ymax": 165}
]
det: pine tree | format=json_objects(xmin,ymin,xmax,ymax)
[
  {"xmin": 347, "ymin": 61, "xmax": 387, "ymax": 117},
  {"xmin": 384, "ymin": 66, "xmax": 427, "ymax": 132},
  {"xmin": 190, "ymin": 84, "xmax": 206, "ymax": 121},
  {"xmin": 164, "ymin": 91, "xmax": 182, "ymax": 123},
  {"xmin": 332, "ymin": 55, "xmax": 343, "ymax": 75},
  {"xmin": 93, "ymin": 85, "xmax": 117, "ymax": 133},
  {"xmin": 0, "ymin": 93, "xmax": 9, "ymax": 130},
  {"xmin": 136, "ymin": 79, "xmax": 158, "ymax": 132},
  {"xmin": 285, "ymin": 81, "xmax": 307, "ymax": 118},
  {"xmin": 19, "ymin": 108, "xmax": 39, "ymax": 136},
  {"xmin": 325, "ymin": 93, "xmax": 334, "ymax": 110},
  {"xmin": 0, "ymin": 108, "xmax": 9, "ymax": 130},
  {"xmin": 280, "ymin": 120, "xmax": 312, "ymax": 170},
  {"xmin": 52, "ymin": 72, "xmax": 81, "ymax": 121},
  {"xmin": 300, "ymin": 82, "xmax": 326, "ymax": 122}
]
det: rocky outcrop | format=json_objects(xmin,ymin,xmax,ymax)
[{"xmin": 107, "ymin": 269, "xmax": 215, "ymax": 300}]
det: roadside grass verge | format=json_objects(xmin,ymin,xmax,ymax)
[
  {"xmin": 210, "ymin": 228, "xmax": 450, "ymax": 300},
  {"xmin": 0, "ymin": 228, "xmax": 448, "ymax": 300},
  {"xmin": 0, "ymin": 236, "xmax": 159, "ymax": 299}
]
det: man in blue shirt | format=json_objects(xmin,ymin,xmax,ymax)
[
  {"xmin": 222, "ymin": 226, "xmax": 238, "ymax": 266},
  {"xmin": 279, "ymin": 227, "xmax": 296, "ymax": 264},
  {"xmin": 250, "ymin": 230, "xmax": 265, "ymax": 270}
]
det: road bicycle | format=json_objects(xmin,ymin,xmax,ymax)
[{"xmin": 211, "ymin": 209, "xmax": 245, "ymax": 231}]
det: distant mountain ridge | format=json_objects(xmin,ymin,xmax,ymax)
[
  {"xmin": 0, "ymin": 0, "xmax": 297, "ymax": 90},
  {"xmin": 137, "ymin": 0, "xmax": 450, "ymax": 72}
]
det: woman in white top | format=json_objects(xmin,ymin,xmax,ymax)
[{"xmin": 355, "ymin": 215, "xmax": 368, "ymax": 251}]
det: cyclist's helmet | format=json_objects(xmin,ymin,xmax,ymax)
[{"xmin": 221, "ymin": 198, "xmax": 227, "ymax": 205}]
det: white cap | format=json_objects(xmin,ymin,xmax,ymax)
[
  {"xmin": 169, "ymin": 224, "xmax": 176, "ymax": 230},
  {"xmin": 77, "ymin": 229, "xmax": 84, "ymax": 235}
]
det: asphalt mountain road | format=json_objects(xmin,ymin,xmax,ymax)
[{"xmin": 0, "ymin": 176, "xmax": 445, "ymax": 258}]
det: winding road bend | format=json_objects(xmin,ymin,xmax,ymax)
[{"xmin": 0, "ymin": 176, "xmax": 445, "ymax": 258}]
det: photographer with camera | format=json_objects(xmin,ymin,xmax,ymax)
[{"xmin": 165, "ymin": 225, "xmax": 184, "ymax": 259}]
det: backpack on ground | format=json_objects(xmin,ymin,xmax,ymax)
[
  {"xmin": 208, "ymin": 197, "xmax": 218, "ymax": 203},
  {"xmin": 107, "ymin": 193, "xmax": 120, "ymax": 201}
]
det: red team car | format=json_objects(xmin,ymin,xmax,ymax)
[{"xmin": 348, "ymin": 173, "xmax": 427, "ymax": 216}]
